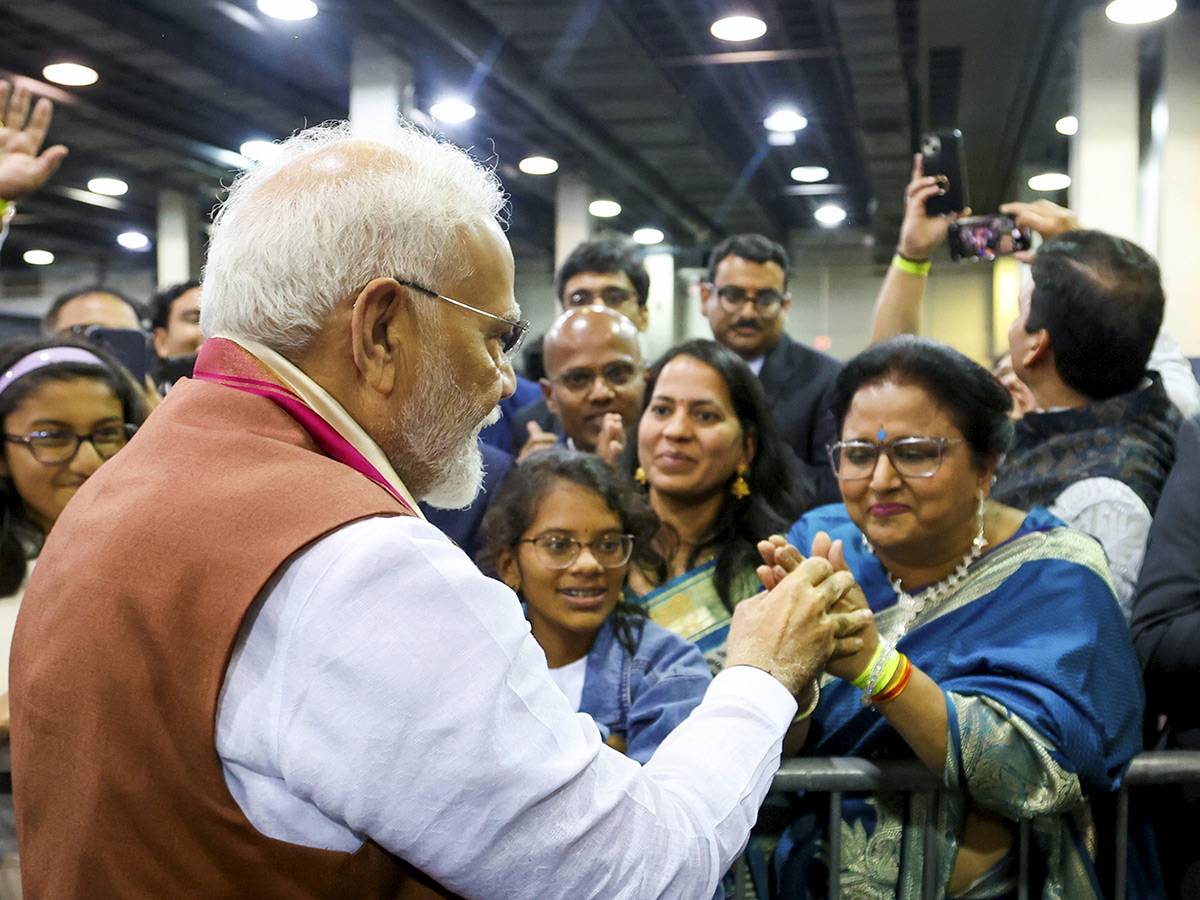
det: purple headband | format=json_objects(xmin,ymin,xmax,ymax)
[{"xmin": 0, "ymin": 347, "xmax": 110, "ymax": 401}]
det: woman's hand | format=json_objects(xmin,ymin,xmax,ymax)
[
  {"xmin": 805, "ymin": 532, "xmax": 881, "ymax": 683},
  {"xmin": 897, "ymin": 153, "xmax": 968, "ymax": 261}
]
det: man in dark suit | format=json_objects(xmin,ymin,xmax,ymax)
[{"xmin": 701, "ymin": 234, "xmax": 842, "ymax": 503}]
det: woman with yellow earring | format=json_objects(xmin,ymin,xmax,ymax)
[{"xmin": 627, "ymin": 340, "xmax": 811, "ymax": 673}]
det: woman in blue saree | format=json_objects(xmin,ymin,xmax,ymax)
[{"xmin": 765, "ymin": 336, "xmax": 1146, "ymax": 900}]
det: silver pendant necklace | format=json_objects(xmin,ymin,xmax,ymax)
[{"xmin": 862, "ymin": 492, "xmax": 988, "ymax": 646}]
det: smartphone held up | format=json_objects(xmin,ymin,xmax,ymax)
[{"xmin": 947, "ymin": 215, "xmax": 1032, "ymax": 262}]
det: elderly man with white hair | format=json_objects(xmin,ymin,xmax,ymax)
[{"xmin": 10, "ymin": 122, "xmax": 868, "ymax": 900}]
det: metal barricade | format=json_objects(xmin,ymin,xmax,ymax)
[{"xmin": 733, "ymin": 750, "xmax": 1200, "ymax": 900}]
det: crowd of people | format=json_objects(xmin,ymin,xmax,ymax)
[{"xmin": 2, "ymin": 80, "xmax": 1199, "ymax": 900}]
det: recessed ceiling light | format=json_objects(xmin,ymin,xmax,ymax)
[
  {"xmin": 814, "ymin": 204, "xmax": 846, "ymax": 226},
  {"xmin": 764, "ymin": 109, "xmax": 807, "ymax": 133},
  {"xmin": 239, "ymin": 140, "xmax": 280, "ymax": 162},
  {"xmin": 430, "ymin": 99, "xmax": 476, "ymax": 123},
  {"xmin": 1105, "ymin": 0, "xmax": 1176, "ymax": 24},
  {"xmin": 256, "ymin": 0, "xmax": 317, "ymax": 20},
  {"xmin": 87, "ymin": 177, "xmax": 128, "ymax": 197},
  {"xmin": 117, "ymin": 231, "xmax": 151, "ymax": 251},
  {"xmin": 588, "ymin": 199, "xmax": 621, "ymax": 218},
  {"xmin": 43, "ymin": 63, "xmax": 98, "ymax": 86},
  {"xmin": 1055, "ymin": 116, "xmax": 1079, "ymax": 136},
  {"xmin": 23, "ymin": 250, "xmax": 54, "ymax": 266},
  {"xmin": 791, "ymin": 165, "xmax": 830, "ymax": 183},
  {"xmin": 518, "ymin": 156, "xmax": 559, "ymax": 175},
  {"xmin": 766, "ymin": 131, "xmax": 796, "ymax": 147},
  {"xmin": 633, "ymin": 227, "xmax": 664, "ymax": 245},
  {"xmin": 1028, "ymin": 172, "xmax": 1071, "ymax": 192},
  {"xmin": 710, "ymin": 15, "xmax": 767, "ymax": 42}
]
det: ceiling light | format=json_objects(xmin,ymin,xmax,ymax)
[
  {"xmin": 23, "ymin": 250, "xmax": 54, "ymax": 266},
  {"xmin": 710, "ymin": 15, "xmax": 767, "ymax": 42},
  {"xmin": 1055, "ymin": 116, "xmax": 1079, "ymax": 136},
  {"xmin": 633, "ymin": 227, "xmax": 664, "ymax": 245},
  {"xmin": 814, "ymin": 335, "xmax": 832, "ymax": 351},
  {"xmin": 239, "ymin": 140, "xmax": 280, "ymax": 162},
  {"xmin": 588, "ymin": 199, "xmax": 621, "ymax": 218},
  {"xmin": 791, "ymin": 165, "xmax": 830, "ymax": 183},
  {"xmin": 1028, "ymin": 172, "xmax": 1071, "ymax": 192},
  {"xmin": 814, "ymin": 204, "xmax": 846, "ymax": 227},
  {"xmin": 87, "ymin": 177, "xmax": 128, "ymax": 197},
  {"xmin": 256, "ymin": 0, "xmax": 318, "ymax": 20},
  {"xmin": 117, "ymin": 231, "xmax": 151, "ymax": 251},
  {"xmin": 43, "ymin": 63, "xmax": 98, "ymax": 86},
  {"xmin": 429, "ymin": 99, "xmax": 476, "ymax": 123},
  {"xmin": 766, "ymin": 131, "xmax": 796, "ymax": 147},
  {"xmin": 764, "ymin": 109, "xmax": 807, "ymax": 133},
  {"xmin": 1105, "ymin": 0, "xmax": 1176, "ymax": 24},
  {"xmin": 518, "ymin": 155, "xmax": 559, "ymax": 175}
]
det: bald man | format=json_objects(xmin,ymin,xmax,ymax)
[{"xmin": 518, "ymin": 307, "xmax": 645, "ymax": 465}]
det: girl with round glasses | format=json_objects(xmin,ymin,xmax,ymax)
[
  {"xmin": 763, "ymin": 336, "xmax": 1147, "ymax": 900},
  {"xmin": 478, "ymin": 449, "xmax": 710, "ymax": 762}
]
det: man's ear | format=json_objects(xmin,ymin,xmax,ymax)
[
  {"xmin": 152, "ymin": 327, "xmax": 170, "ymax": 358},
  {"xmin": 495, "ymin": 547, "xmax": 522, "ymax": 594},
  {"xmin": 540, "ymin": 377, "xmax": 560, "ymax": 417},
  {"xmin": 633, "ymin": 304, "xmax": 650, "ymax": 332},
  {"xmin": 699, "ymin": 281, "xmax": 714, "ymax": 315},
  {"xmin": 350, "ymin": 278, "xmax": 412, "ymax": 397},
  {"xmin": 1020, "ymin": 328, "xmax": 1052, "ymax": 370}
]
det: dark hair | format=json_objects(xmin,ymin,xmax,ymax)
[
  {"xmin": 0, "ymin": 336, "xmax": 149, "ymax": 595},
  {"xmin": 639, "ymin": 339, "xmax": 808, "ymax": 611},
  {"xmin": 830, "ymin": 335, "xmax": 1014, "ymax": 467},
  {"xmin": 149, "ymin": 279, "xmax": 201, "ymax": 332},
  {"xmin": 706, "ymin": 233, "xmax": 790, "ymax": 287},
  {"xmin": 477, "ymin": 448, "xmax": 662, "ymax": 656},
  {"xmin": 1027, "ymin": 230, "xmax": 1163, "ymax": 400},
  {"xmin": 40, "ymin": 285, "xmax": 144, "ymax": 335},
  {"xmin": 554, "ymin": 236, "xmax": 650, "ymax": 308}
]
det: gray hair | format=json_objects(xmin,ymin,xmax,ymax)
[{"xmin": 201, "ymin": 120, "xmax": 507, "ymax": 357}]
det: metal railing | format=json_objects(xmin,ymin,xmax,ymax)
[{"xmin": 733, "ymin": 750, "xmax": 1200, "ymax": 900}]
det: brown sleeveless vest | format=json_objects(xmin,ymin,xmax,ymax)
[{"xmin": 10, "ymin": 377, "xmax": 458, "ymax": 899}]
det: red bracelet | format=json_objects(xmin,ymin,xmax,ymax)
[{"xmin": 872, "ymin": 654, "xmax": 913, "ymax": 704}]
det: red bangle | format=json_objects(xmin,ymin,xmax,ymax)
[{"xmin": 873, "ymin": 655, "xmax": 913, "ymax": 704}]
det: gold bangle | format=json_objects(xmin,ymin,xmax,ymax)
[
  {"xmin": 793, "ymin": 680, "xmax": 821, "ymax": 722},
  {"xmin": 892, "ymin": 253, "xmax": 931, "ymax": 277}
]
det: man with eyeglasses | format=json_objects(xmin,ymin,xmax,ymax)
[
  {"xmin": 701, "ymin": 233, "xmax": 843, "ymax": 503},
  {"xmin": 516, "ymin": 307, "xmax": 645, "ymax": 465},
  {"xmin": 12, "ymin": 121, "xmax": 870, "ymax": 900},
  {"xmin": 40, "ymin": 285, "xmax": 143, "ymax": 336}
]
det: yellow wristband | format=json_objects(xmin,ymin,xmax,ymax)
[
  {"xmin": 871, "ymin": 651, "xmax": 903, "ymax": 697},
  {"xmin": 850, "ymin": 643, "xmax": 886, "ymax": 689},
  {"xmin": 892, "ymin": 253, "xmax": 931, "ymax": 277},
  {"xmin": 0, "ymin": 201, "xmax": 13, "ymax": 225}
]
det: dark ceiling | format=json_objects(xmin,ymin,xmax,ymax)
[{"xmin": 0, "ymin": 0, "xmax": 1176, "ymax": 279}]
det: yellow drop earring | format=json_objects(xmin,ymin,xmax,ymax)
[{"xmin": 730, "ymin": 464, "xmax": 750, "ymax": 499}]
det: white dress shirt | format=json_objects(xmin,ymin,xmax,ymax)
[{"xmin": 216, "ymin": 515, "xmax": 796, "ymax": 900}]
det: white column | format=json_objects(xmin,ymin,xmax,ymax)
[
  {"xmin": 1158, "ymin": 10, "xmax": 1200, "ymax": 354},
  {"xmin": 156, "ymin": 189, "xmax": 199, "ymax": 287},
  {"xmin": 349, "ymin": 36, "xmax": 415, "ymax": 140},
  {"xmin": 554, "ymin": 173, "xmax": 591, "ymax": 273},
  {"xmin": 1071, "ymin": 8, "xmax": 1139, "ymax": 241},
  {"xmin": 640, "ymin": 249, "xmax": 676, "ymax": 362}
]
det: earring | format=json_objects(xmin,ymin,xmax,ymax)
[
  {"xmin": 635, "ymin": 466, "xmax": 648, "ymax": 485},
  {"xmin": 730, "ymin": 464, "xmax": 750, "ymax": 499}
]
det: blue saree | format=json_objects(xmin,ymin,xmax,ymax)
[{"xmin": 767, "ymin": 504, "xmax": 1148, "ymax": 900}]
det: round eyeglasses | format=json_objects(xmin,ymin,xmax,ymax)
[
  {"xmin": 518, "ymin": 533, "xmax": 635, "ymax": 569},
  {"xmin": 5, "ymin": 422, "xmax": 137, "ymax": 465},
  {"xmin": 711, "ymin": 284, "xmax": 786, "ymax": 315},
  {"xmin": 394, "ymin": 278, "xmax": 529, "ymax": 361},
  {"xmin": 564, "ymin": 287, "xmax": 637, "ymax": 310},
  {"xmin": 827, "ymin": 437, "xmax": 963, "ymax": 481}
]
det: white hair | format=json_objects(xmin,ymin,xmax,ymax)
[{"xmin": 200, "ymin": 120, "xmax": 507, "ymax": 357}]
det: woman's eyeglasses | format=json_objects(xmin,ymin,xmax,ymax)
[
  {"xmin": 827, "ymin": 437, "xmax": 963, "ymax": 481},
  {"xmin": 5, "ymin": 423, "xmax": 137, "ymax": 465},
  {"xmin": 519, "ymin": 533, "xmax": 635, "ymax": 569}
]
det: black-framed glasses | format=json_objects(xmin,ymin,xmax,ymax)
[
  {"xmin": 565, "ymin": 287, "xmax": 637, "ymax": 310},
  {"xmin": 518, "ymin": 533, "xmax": 635, "ymax": 569},
  {"xmin": 395, "ymin": 279, "xmax": 529, "ymax": 360},
  {"xmin": 827, "ymin": 437, "xmax": 964, "ymax": 481},
  {"xmin": 5, "ymin": 422, "xmax": 137, "ymax": 465},
  {"xmin": 551, "ymin": 360, "xmax": 641, "ymax": 393},
  {"xmin": 711, "ymin": 284, "xmax": 786, "ymax": 314}
]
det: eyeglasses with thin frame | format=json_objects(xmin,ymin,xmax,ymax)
[
  {"xmin": 565, "ymin": 287, "xmax": 637, "ymax": 310},
  {"xmin": 4, "ymin": 422, "xmax": 137, "ymax": 465},
  {"xmin": 827, "ymin": 437, "xmax": 964, "ymax": 481},
  {"xmin": 518, "ymin": 533, "xmax": 635, "ymax": 569},
  {"xmin": 710, "ymin": 284, "xmax": 786, "ymax": 315},
  {"xmin": 395, "ymin": 279, "xmax": 529, "ymax": 360},
  {"xmin": 551, "ymin": 360, "xmax": 641, "ymax": 393}
]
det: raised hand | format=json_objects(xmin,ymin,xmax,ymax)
[
  {"xmin": 594, "ymin": 412, "xmax": 625, "ymax": 466},
  {"xmin": 0, "ymin": 81, "xmax": 68, "ymax": 203},
  {"xmin": 516, "ymin": 421, "xmax": 560, "ymax": 464},
  {"xmin": 998, "ymin": 199, "xmax": 1082, "ymax": 263},
  {"xmin": 898, "ymin": 153, "xmax": 969, "ymax": 261}
]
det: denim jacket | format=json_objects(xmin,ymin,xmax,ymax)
[{"xmin": 579, "ymin": 615, "xmax": 712, "ymax": 764}]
